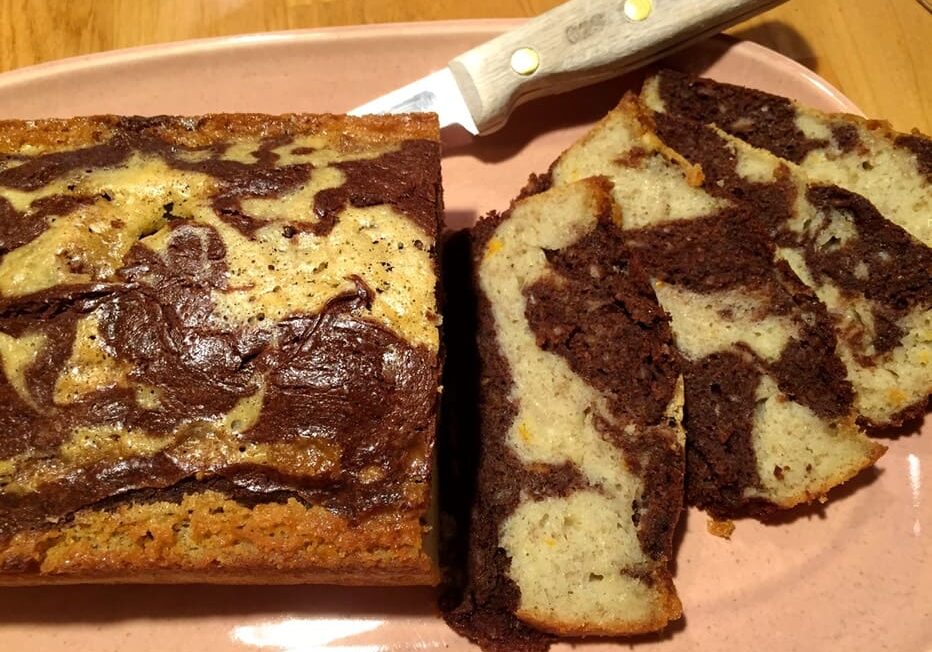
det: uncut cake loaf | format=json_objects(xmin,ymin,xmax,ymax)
[
  {"xmin": 647, "ymin": 69, "xmax": 932, "ymax": 247},
  {"xmin": 547, "ymin": 95, "xmax": 884, "ymax": 518},
  {"xmin": 0, "ymin": 113, "xmax": 442, "ymax": 584},
  {"xmin": 446, "ymin": 178, "xmax": 685, "ymax": 650},
  {"xmin": 640, "ymin": 81, "xmax": 932, "ymax": 427}
]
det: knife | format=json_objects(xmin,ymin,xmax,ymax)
[{"xmin": 350, "ymin": 0, "xmax": 786, "ymax": 135}]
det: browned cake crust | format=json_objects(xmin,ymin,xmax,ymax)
[
  {"xmin": 446, "ymin": 179, "xmax": 684, "ymax": 649},
  {"xmin": 0, "ymin": 113, "xmax": 442, "ymax": 584}
]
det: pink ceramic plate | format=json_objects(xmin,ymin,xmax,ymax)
[{"xmin": 0, "ymin": 19, "xmax": 928, "ymax": 652}]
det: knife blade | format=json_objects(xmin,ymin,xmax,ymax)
[
  {"xmin": 350, "ymin": 0, "xmax": 786, "ymax": 135},
  {"xmin": 351, "ymin": 68, "xmax": 479, "ymax": 135}
]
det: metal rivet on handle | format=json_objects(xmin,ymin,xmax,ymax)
[
  {"xmin": 623, "ymin": 0, "xmax": 653, "ymax": 21},
  {"xmin": 510, "ymin": 47, "xmax": 540, "ymax": 76}
]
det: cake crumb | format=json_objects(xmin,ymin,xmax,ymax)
[{"xmin": 707, "ymin": 518, "xmax": 735, "ymax": 539}]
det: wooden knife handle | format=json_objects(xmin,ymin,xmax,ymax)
[{"xmin": 448, "ymin": 0, "xmax": 786, "ymax": 134}]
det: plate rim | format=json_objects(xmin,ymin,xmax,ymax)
[{"xmin": 0, "ymin": 18, "xmax": 862, "ymax": 117}]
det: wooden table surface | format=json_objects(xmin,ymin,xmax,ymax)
[{"xmin": 0, "ymin": 0, "xmax": 929, "ymax": 132}]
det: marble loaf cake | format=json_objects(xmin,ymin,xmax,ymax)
[
  {"xmin": 547, "ymin": 96, "xmax": 884, "ymax": 518},
  {"xmin": 447, "ymin": 178, "xmax": 685, "ymax": 649},
  {"xmin": 0, "ymin": 113, "xmax": 443, "ymax": 584}
]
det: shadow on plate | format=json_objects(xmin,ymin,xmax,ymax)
[
  {"xmin": 444, "ymin": 207, "xmax": 479, "ymax": 231},
  {"xmin": 756, "ymin": 465, "xmax": 884, "ymax": 527},
  {"xmin": 0, "ymin": 584, "xmax": 438, "ymax": 624},
  {"xmin": 864, "ymin": 410, "xmax": 928, "ymax": 440}
]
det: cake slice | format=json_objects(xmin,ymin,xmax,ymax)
[
  {"xmin": 0, "ymin": 113, "xmax": 442, "ymax": 584},
  {"xmin": 637, "ymin": 94, "xmax": 932, "ymax": 428},
  {"xmin": 446, "ymin": 178, "xmax": 684, "ymax": 648},
  {"xmin": 547, "ymin": 96, "xmax": 884, "ymax": 517},
  {"xmin": 644, "ymin": 69, "xmax": 932, "ymax": 247}
]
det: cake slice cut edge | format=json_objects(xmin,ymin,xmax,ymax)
[
  {"xmin": 548, "ymin": 94, "xmax": 885, "ymax": 518},
  {"xmin": 448, "ymin": 176, "xmax": 685, "ymax": 647}
]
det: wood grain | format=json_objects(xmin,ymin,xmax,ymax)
[{"xmin": 0, "ymin": 0, "xmax": 928, "ymax": 132}]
